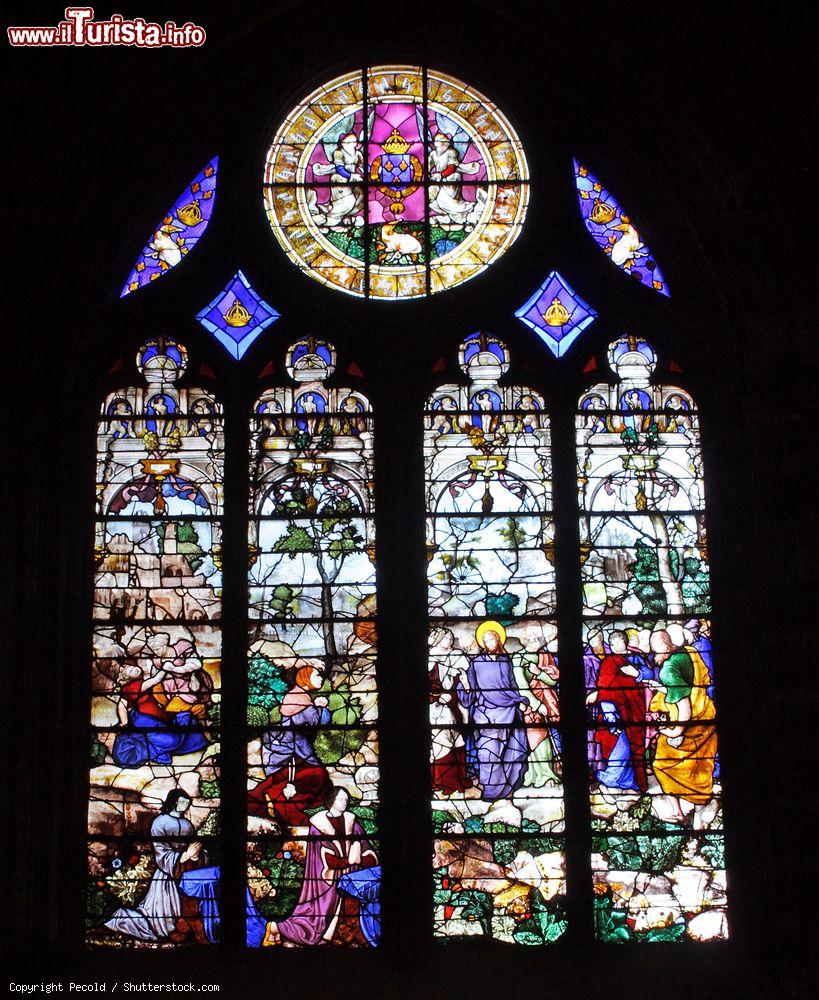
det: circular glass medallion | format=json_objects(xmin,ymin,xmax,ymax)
[{"xmin": 263, "ymin": 66, "xmax": 529, "ymax": 299}]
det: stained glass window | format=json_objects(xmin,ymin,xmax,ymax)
[
  {"xmin": 246, "ymin": 339, "xmax": 380, "ymax": 947},
  {"xmin": 88, "ymin": 338, "xmax": 223, "ymax": 947},
  {"xmin": 573, "ymin": 161, "xmax": 669, "ymax": 296},
  {"xmin": 263, "ymin": 67, "xmax": 529, "ymax": 299},
  {"xmin": 92, "ymin": 58, "xmax": 733, "ymax": 953},
  {"xmin": 515, "ymin": 270, "xmax": 597, "ymax": 358},
  {"xmin": 122, "ymin": 160, "xmax": 218, "ymax": 297},
  {"xmin": 195, "ymin": 270, "xmax": 280, "ymax": 360},
  {"xmin": 578, "ymin": 336, "xmax": 726, "ymax": 941},
  {"xmin": 426, "ymin": 333, "xmax": 566, "ymax": 944}
]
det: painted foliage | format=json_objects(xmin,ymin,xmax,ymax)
[
  {"xmin": 263, "ymin": 67, "xmax": 529, "ymax": 299},
  {"xmin": 425, "ymin": 333, "xmax": 566, "ymax": 944},
  {"xmin": 246, "ymin": 339, "xmax": 380, "ymax": 947},
  {"xmin": 578, "ymin": 336, "xmax": 726, "ymax": 942},
  {"xmin": 88, "ymin": 339, "xmax": 223, "ymax": 947}
]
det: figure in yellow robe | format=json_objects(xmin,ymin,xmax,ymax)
[{"xmin": 649, "ymin": 644, "xmax": 717, "ymax": 807}]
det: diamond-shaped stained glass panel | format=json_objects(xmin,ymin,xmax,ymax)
[
  {"xmin": 196, "ymin": 271, "xmax": 280, "ymax": 360},
  {"xmin": 515, "ymin": 270, "xmax": 597, "ymax": 358}
]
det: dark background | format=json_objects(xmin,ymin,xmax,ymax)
[{"xmin": 1, "ymin": 2, "xmax": 814, "ymax": 997}]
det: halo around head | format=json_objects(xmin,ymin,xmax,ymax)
[{"xmin": 476, "ymin": 620, "xmax": 507, "ymax": 648}]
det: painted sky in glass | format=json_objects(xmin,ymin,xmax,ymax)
[
  {"xmin": 88, "ymin": 339, "xmax": 223, "ymax": 948},
  {"xmin": 425, "ymin": 333, "xmax": 566, "ymax": 944},
  {"xmin": 578, "ymin": 336, "xmax": 725, "ymax": 942},
  {"xmin": 246, "ymin": 339, "xmax": 380, "ymax": 947}
]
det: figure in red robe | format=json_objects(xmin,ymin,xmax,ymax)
[
  {"xmin": 588, "ymin": 630, "xmax": 648, "ymax": 792},
  {"xmin": 428, "ymin": 628, "xmax": 471, "ymax": 794},
  {"xmin": 247, "ymin": 666, "xmax": 331, "ymax": 825}
]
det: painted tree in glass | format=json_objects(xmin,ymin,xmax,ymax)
[
  {"xmin": 246, "ymin": 339, "xmax": 380, "ymax": 947},
  {"xmin": 577, "ymin": 336, "xmax": 726, "ymax": 942},
  {"xmin": 425, "ymin": 333, "xmax": 566, "ymax": 944},
  {"xmin": 88, "ymin": 338, "xmax": 223, "ymax": 947}
]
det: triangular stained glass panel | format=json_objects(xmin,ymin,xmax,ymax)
[
  {"xmin": 195, "ymin": 271, "xmax": 280, "ymax": 360},
  {"xmin": 515, "ymin": 270, "xmax": 597, "ymax": 358},
  {"xmin": 121, "ymin": 158, "xmax": 218, "ymax": 297},
  {"xmin": 573, "ymin": 159, "xmax": 670, "ymax": 296}
]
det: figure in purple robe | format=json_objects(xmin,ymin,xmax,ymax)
[
  {"xmin": 457, "ymin": 621, "xmax": 528, "ymax": 800},
  {"xmin": 263, "ymin": 787, "xmax": 378, "ymax": 947}
]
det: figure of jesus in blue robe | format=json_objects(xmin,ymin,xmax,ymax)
[{"xmin": 457, "ymin": 621, "xmax": 528, "ymax": 800}]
